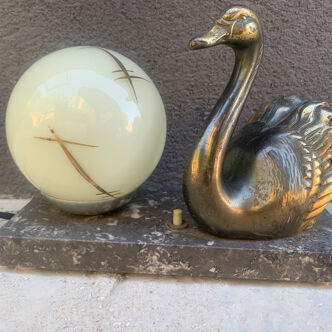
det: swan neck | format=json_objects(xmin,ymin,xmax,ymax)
[
  {"xmin": 214, "ymin": 42, "xmax": 263, "ymax": 160},
  {"xmin": 201, "ymin": 41, "xmax": 263, "ymax": 196}
]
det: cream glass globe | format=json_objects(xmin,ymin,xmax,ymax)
[{"xmin": 6, "ymin": 46, "xmax": 166, "ymax": 214}]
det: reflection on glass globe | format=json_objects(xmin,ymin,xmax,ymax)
[{"xmin": 6, "ymin": 46, "xmax": 166, "ymax": 215}]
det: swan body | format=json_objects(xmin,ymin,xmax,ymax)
[{"xmin": 183, "ymin": 7, "xmax": 332, "ymax": 239}]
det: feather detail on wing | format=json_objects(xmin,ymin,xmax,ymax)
[
  {"xmin": 249, "ymin": 95, "xmax": 305, "ymax": 128},
  {"xmin": 252, "ymin": 96, "xmax": 332, "ymax": 223}
]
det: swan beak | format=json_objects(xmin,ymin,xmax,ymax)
[{"xmin": 189, "ymin": 24, "xmax": 229, "ymax": 50}]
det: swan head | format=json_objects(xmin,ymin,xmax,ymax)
[{"xmin": 189, "ymin": 7, "xmax": 261, "ymax": 50}]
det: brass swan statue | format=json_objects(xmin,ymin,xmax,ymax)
[{"xmin": 183, "ymin": 6, "xmax": 332, "ymax": 239}]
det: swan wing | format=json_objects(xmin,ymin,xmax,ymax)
[
  {"xmin": 251, "ymin": 98, "xmax": 332, "ymax": 225},
  {"xmin": 249, "ymin": 95, "xmax": 305, "ymax": 128},
  {"xmin": 297, "ymin": 101, "xmax": 332, "ymax": 223}
]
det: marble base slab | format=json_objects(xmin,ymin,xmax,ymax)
[{"xmin": 0, "ymin": 190, "xmax": 331, "ymax": 282}]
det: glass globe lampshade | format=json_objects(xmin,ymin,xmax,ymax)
[{"xmin": 6, "ymin": 46, "xmax": 166, "ymax": 215}]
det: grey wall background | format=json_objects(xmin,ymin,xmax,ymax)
[{"xmin": 0, "ymin": 0, "xmax": 331, "ymax": 198}]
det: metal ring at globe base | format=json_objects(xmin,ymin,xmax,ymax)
[{"xmin": 43, "ymin": 192, "xmax": 134, "ymax": 215}]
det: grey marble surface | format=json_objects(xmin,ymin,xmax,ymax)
[{"xmin": 0, "ymin": 190, "xmax": 331, "ymax": 282}]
